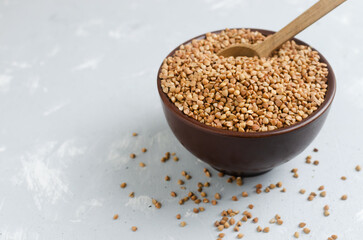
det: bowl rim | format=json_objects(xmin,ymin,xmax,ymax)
[{"xmin": 157, "ymin": 28, "xmax": 336, "ymax": 138}]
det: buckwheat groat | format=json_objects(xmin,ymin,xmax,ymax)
[{"xmin": 160, "ymin": 29, "xmax": 328, "ymax": 132}]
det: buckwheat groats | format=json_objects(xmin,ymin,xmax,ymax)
[
  {"xmin": 160, "ymin": 28, "xmax": 328, "ymax": 132},
  {"xmin": 120, "ymin": 136, "xmax": 354, "ymax": 238}
]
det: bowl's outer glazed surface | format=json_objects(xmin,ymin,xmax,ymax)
[
  {"xmin": 162, "ymin": 102, "xmax": 330, "ymax": 176},
  {"xmin": 157, "ymin": 29, "xmax": 336, "ymax": 176}
]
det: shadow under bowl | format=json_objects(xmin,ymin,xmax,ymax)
[{"xmin": 157, "ymin": 29, "xmax": 336, "ymax": 177}]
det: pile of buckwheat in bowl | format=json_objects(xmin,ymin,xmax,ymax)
[{"xmin": 159, "ymin": 28, "xmax": 329, "ymax": 132}]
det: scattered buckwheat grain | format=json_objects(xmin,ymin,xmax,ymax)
[
  {"xmin": 204, "ymin": 168, "xmax": 211, "ymax": 177},
  {"xmin": 324, "ymin": 210, "xmax": 330, "ymax": 216},
  {"xmin": 236, "ymin": 177, "xmax": 243, "ymax": 186},
  {"xmin": 269, "ymin": 218, "xmax": 276, "ymax": 224},
  {"xmin": 303, "ymin": 228, "xmax": 311, "ymax": 234},
  {"xmin": 243, "ymin": 211, "xmax": 252, "ymax": 219},
  {"xmin": 229, "ymin": 218, "xmax": 236, "ymax": 225},
  {"xmin": 215, "ymin": 193, "xmax": 221, "ymax": 200},
  {"xmin": 237, "ymin": 233, "xmax": 244, "ymax": 239}
]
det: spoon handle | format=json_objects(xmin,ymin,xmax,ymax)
[{"xmin": 258, "ymin": 0, "xmax": 347, "ymax": 57}]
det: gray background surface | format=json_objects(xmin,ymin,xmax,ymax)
[{"xmin": 0, "ymin": 0, "xmax": 362, "ymax": 239}]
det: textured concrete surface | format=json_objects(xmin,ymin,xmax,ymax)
[{"xmin": 0, "ymin": 0, "xmax": 362, "ymax": 239}]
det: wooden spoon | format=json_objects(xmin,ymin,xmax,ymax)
[{"xmin": 217, "ymin": 0, "xmax": 347, "ymax": 58}]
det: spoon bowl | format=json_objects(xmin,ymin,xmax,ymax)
[{"xmin": 217, "ymin": 43, "xmax": 260, "ymax": 58}]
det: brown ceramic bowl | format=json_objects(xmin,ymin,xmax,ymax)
[{"xmin": 157, "ymin": 29, "xmax": 336, "ymax": 177}]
